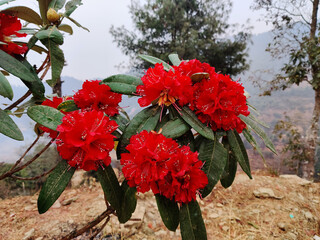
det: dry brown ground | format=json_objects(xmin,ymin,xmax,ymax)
[{"xmin": 0, "ymin": 171, "xmax": 319, "ymax": 240}]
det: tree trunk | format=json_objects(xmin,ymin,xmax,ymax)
[{"xmin": 311, "ymin": 88, "xmax": 320, "ymax": 181}]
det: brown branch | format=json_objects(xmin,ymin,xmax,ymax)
[
  {"xmin": 5, "ymin": 90, "xmax": 32, "ymax": 111},
  {"xmin": 61, "ymin": 207, "xmax": 115, "ymax": 240},
  {"xmin": 10, "ymin": 162, "xmax": 58, "ymax": 180},
  {"xmin": 36, "ymin": 54, "xmax": 50, "ymax": 74},
  {"xmin": 88, "ymin": 216, "xmax": 110, "ymax": 240},
  {"xmin": 0, "ymin": 138, "xmax": 54, "ymax": 181}
]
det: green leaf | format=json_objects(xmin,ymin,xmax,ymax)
[
  {"xmin": 0, "ymin": 71, "xmax": 13, "ymax": 100},
  {"xmin": 58, "ymin": 24, "xmax": 73, "ymax": 34},
  {"xmin": 49, "ymin": 0, "xmax": 66, "ymax": 10},
  {"xmin": 37, "ymin": 159, "xmax": 76, "ymax": 214},
  {"xmin": 37, "ymin": 0, "xmax": 51, "ymax": 24},
  {"xmin": 176, "ymin": 130, "xmax": 195, "ymax": 151},
  {"xmin": 138, "ymin": 54, "xmax": 172, "ymax": 71},
  {"xmin": 155, "ymin": 194, "xmax": 179, "ymax": 231},
  {"xmin": 36, "ymin": 26, "xmax": 64, "ymax": 45},
  {"xmin": 239, "ymin": 115, "xmax": 276, "ymax": 154},
  {"xmin": 168, "ymin": 53, "xmax": 181, "ymax": 66},
  {"xmin": 117, "ymin": 105, "xmax": 160, "ymax": 158},
  {"xmin": 198, "ymin": 137, "xmax": 227, "ymax": 197},
  {"xmin": 15, "ymin": 55, "xmax": 45, "ymax": 99},
  {"xmin": 179, "ymin": 200, "xmax": 207, "ymax": 240},
  {"xmin": 220, "ymin": 137, "xmax": 238, "ymax": 188},
  {"xmin": 179, "ymin": 106, "xmax": 214, "ymax": 140},
  {"xmin": 96, "ymin": 165, "xmax": 123, "ymax": 212},
  {"xmin": 2, "ymin": 6, "xmax": 42, "ymax": 25},
  {"xmin": 0, "ymin": 108, "xmax": 23, "ymax": 141},
  {"xmin": 0, "ymin": 0, "xmax": 15, "ymax": 6},
  {"xmin": 117, "ymin": 181, "xmax": 137, "ymax": 223},
  {"xmin": 160, "ymin": 117, "xmax": 190, "ymax": 139},
  {"xmin": 64, "ymin": 0, "xmax": 82, "ymax": 17},
  {"xmin": 57, "ymin": 100, "xmax": 78, "ymax": 112},
  {"xmin": 0, "ymin": 50, "xmax": 39, "ymax": 83},
  {"xmin": 27, "ymin": 105, "xmax": 64, "ymax": 131},
  {"xmin": 42, "ymin": 39, "xmax": 64, "ymax": 85},
  {"xmin": 101, "ymin": 74, "xmax": 142, "ymax": 95},
  {"xmin": 110, "ymin": 114, "xmax": 129, "ymax": 132},
  {"xmin": 227, "ymin": 130, "xmax": 252, "ymax": 179},
  {"xmin": 65, "ymin": 16, "xmax": 89, "ymax": 32},
  {"xmin": 248, "ymin": 114, "xmax": 269, "ymax": 128},
  {"xmin": 242, "ymin": 128, "xmax": 265, "ymax": 162}
]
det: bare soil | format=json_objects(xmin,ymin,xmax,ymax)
[{"xmin": 0, "ymin": 171, "xmax": 319, "ymax": 240}]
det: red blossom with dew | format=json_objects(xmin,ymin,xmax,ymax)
[
  {"xmin": 0, "ymin": 13, "xmax": 28, "ymax": 55},
  {"xmin": 74, "ymin": 80, "xmax": 122, "ymax": 116},
  {"xmin": 56, "ymin": 110, "xmax": 118, "ymax": 171}
]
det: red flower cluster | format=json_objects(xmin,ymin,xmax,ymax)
[
  {"xmin": 120, "ymin": 130, "xmax": 208, "ymax": 203},
  {"xmin": 56, "ymin": 110, "xmax": 118, "ymax": 171},
  {"xmin": 136, "ymin": 63, "xmax": 193, "ymax": 109},
  {"xmin": 40, "ymin": 96, "xmax": 71, "ymax": 138},
  {"xmin": 137, "ymin": 59, "xmax": 249, "ymax": 133},
  {"xmin": 0, "ymin": 13, "xmax": 28, "ymax": 55},
  {"xmin": 74, "ymin": 80, "xmax": 122, "ymax": 116}
]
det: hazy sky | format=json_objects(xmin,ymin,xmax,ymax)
[{"xmin": 7, "ymin": 0, "xmax": 271, "ymax": 84}]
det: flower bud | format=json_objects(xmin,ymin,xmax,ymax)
[{"xmin": 47, "ymin": 8, "xmax": 60, "ymax": 23}]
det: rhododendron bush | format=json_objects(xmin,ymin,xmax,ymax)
[{"xmin": 0, "ymin": 0, "xmax": 276, "ymax": 239}]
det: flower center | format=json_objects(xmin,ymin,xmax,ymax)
[{"xmin": 157, "ymin": 89, "xmax": 176, "ymax": 107}]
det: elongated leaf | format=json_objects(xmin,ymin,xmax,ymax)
[
  {"xmin": 41, "ymin": 39, "xmax": 64, "ymax": 85},
  {"xmin": 179, "ymin": 106, "xmax": 214, "ymax": 140},
  {"xmin": 138, "ymin": 54, "xmax": 172, "ymax": 71},
  {"xmin": 110, "ymin": 114, "xmax": 129, "ymax": 132},
  {"xmin": 239, "ymin": 115, "xmax": 276, "ymax": 154},
  {"xmin": 57, "ymin": 100, "xmax": 78, "ymax": 112},
  {"xmin": 97, "ymin": 165, "xmax": 123, "ymax": 212},
  {"xmin": 0, "ymin": 50, "xmax": 39, "ymax": 83},
  {"xmin": 58, "ymin": 24, "xmax": 73, "ymax": 34},
  {"xmin": 160, "ymin": 117, "xmax": 190, "ymax": 139},
  {"xmin": 242, "ymin": 128, "xmax": 265, "ymax": 162},
  {"xmin": 248, "ymin": 114, "xmax": 269, "ymax": 128},
  {"xmin": 117, "ymin": 105, "xmax": 160, "ymax": 158},
  {"xmin": 220, "ymin": 138, "xmax": 237, "ymax": 188},
  {"xmin": 0, "ymin": 0, "xmax": 15, "ymax": 6},
  {"xmin": 65, "ymin": 16, "xmax": 89, "ymax": 31},
  {"xmin": 27, "ymin": 105, "xmax": 64, "ymax": 131},
  {"xmin": 49, "ymin": 0, "xmax": 66, "ymax": 10},
  {"xmin": 180, "ymin": 200, "xmax": 207, "ymax": 240},
  {"xmin": 176, "ymin": 130, "xmax": 195, "ymax": 151},
  {"xmin": 168, "ymin": 53, "xmax": 181, "ymax": 66},
  {"xmin": 38, "ymin": 0, "xmax": 51, "ymax": 24},
  {"xmin": 16, "ymin": 55, "xmax": 45, "ymax": 99},
  {"xmin": 64, "ymin": 0, "xmax": 82, "ymax": 17},
  {"xmin": 0, "ymin": 71, "xmax": 13, "ymax": 100},
  {"xmin": 0, "ymin": 108, "xmax": 23, "ymax": 141},
  {"xmin": 199, "ymin": 137, "xmax": 227, "ymax": 197},
  {"xmin": 36, "ymin": 26, "xmax": 64, "ymax": 45},
  {"xmin": 117, "ymin": 181, "xmax": 137, "ymax": 223},
  {"xmin": 155, "ymin": 194, "xmax": 179, "ymax": 231},
  {"xmin": 227, "ymin": 130, "xmax": 252, "ymax": 179},
  {"xmin": 101, "ymin": 74, "xmax": 142, "ymax": 95},
  {"xmin": 2, "ymin": 6, "xmax": 42, "ymax": 25},
  {"xmin": 38, "ymin": 160, "xmax": 75, "ymax": 214}
]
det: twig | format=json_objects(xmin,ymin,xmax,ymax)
[
  {"xmin": 88, "ymin": 215, "xmax": 110, "ymax": 240},
  {"xmin": 61, "ymin": 207, "xmax": 115, "ymax": 240},
  {"xmin": 0, "ymin": 139, "xmax": 54, "ymax": 181},
  {"xmin": 10, "ymin": 162, "xmax": 58, "ymax": 180},
  {"xmin": 36, "ymin": 54, "xmax": 49, "ymax": 74},
  {"xmin": 5, "ymin": 90, "xmax": 32, "ymax": 111}
]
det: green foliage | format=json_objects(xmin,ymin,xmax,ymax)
[
  {"xmin": 110, "ymin": 0, "xmax": 250, "ymax": 76},
  {"xmin": 0, "ymin": 71, "xmax": 13, "ymax": 100},
  {"xmin": 155, "ymin": 194, "xmax": 179, "ymax": 231},
  {"xmin": 0, "ymin": 108, "xmax": 24, "ymax": 141}
]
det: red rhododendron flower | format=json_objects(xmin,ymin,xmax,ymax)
[
  {"xmin": 56, "ymin": 110, "xmax": 118, "ymax": 171},
  {"xmin": 120, "ymin": 131, "xmax": 208, "ymax": 203},
  {"xmin": 120, "ymin": 130, "xmax": 180, "ymax": 193},
  {"xmin": 157, "ymin": 146, "xmax": 208, "ymax": 203},
  {"xmin": 74, "ymin": 80, "xmax": 122, "ymax": 116},
  {"xmin": 40, "ymin": 96, "xmax": 72, "ymax": 139},
  {"xmin": 0, "ymin": 13, "xmax": 28, "ymax": 55},
  {"xmin": 190, "ymin": 71, "xmax": 249, "ymax": 133},
  {"xmin": 174, "ymin": 59, "xmax": 216, "ymax": 81},
  {"xmin": 136, "ymin": 63, "xmax": 193, "ymax": 109}
]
